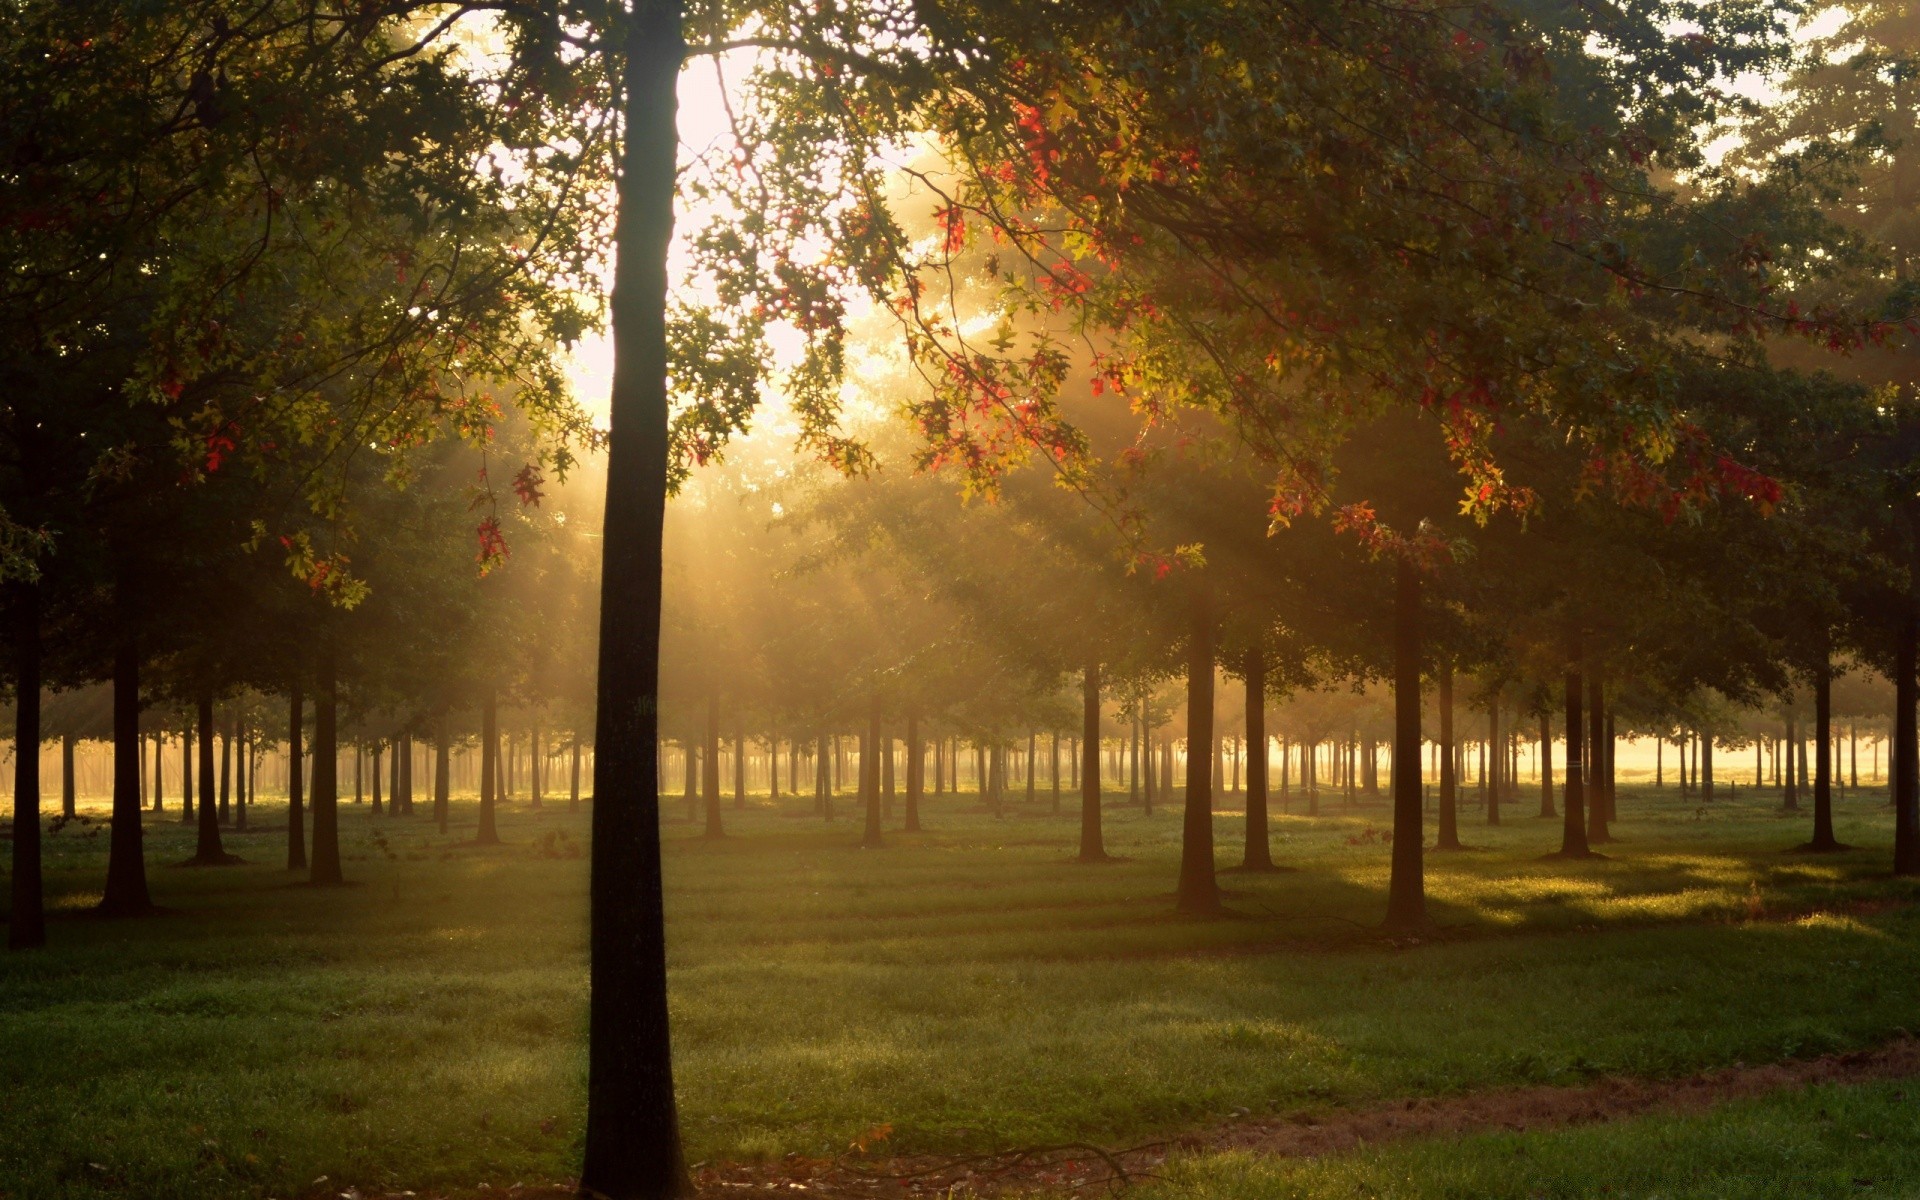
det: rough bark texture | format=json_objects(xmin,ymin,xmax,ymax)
[
  {"xmin": 579, "ymin": 7, "xmax": 691, "ymax": 1195},
  {"xmin": 1176, "ymin": 586, "xmax": 1219, "ymax": 912},
  {"xmin": 1384, "ymin": 558, "xmax": 1427, "ymax": 930}
]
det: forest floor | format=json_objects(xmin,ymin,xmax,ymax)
[{"xmin": 3, "ymin": 783, "xmax": 1919, "ymax": 1198}]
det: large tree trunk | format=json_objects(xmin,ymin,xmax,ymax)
[
  {"xmin": 1557, "ymin": 659, "xmax": 1593, "ymax": 859},
  {"xmin": 1586, "ymin": 673, "xmax": 1609, "ymax": 844},
  {"xmin": 1898, "ymin": 602, "xmax": 1920, "ymax": 874},
  {"xmin": 478, "ymin": 690, "xmax": 501, "ymax": 845},
  {"xmin": 1241, "ymin": 644, "xmax": 1274, "ymax": 870},
  {"xmin": 1176, "ymin": 585, "xmax": 1219, "ymax": 911},
  {"xmin": 8, "ymin": 583, "xmax": 44, "ymax": 949},
  {"xmin": 1079, "ymin": 657, "xmax": 1106, "ymax": 862},
  {"xmin": 580, "ymin": 8, "xmax": 691, "ymax": 1193},
  {"xmin": 309, "ymin": 654, "xmax": 344, "ymax": 885},
  {"xmin": 861, "ymin": 694, "xmax": 883, "ymax": 848},
  {"xmin": 1384, "ymin": 557, "xmax": 1427, "ymax": 930},
  {"xmin": 189, "ymin": 691, "xmax": 232, "ymax": 865},
  {"xmin": 287, "ymin": 687, "xmax": 307, "ymax": 870},
  {"xmin": 60, "ymin": 732, "xmax": 74, "ymax": 819},
  {"xmin": 1701, "ymin": 734, "xmax": 1715, "ymax": 802},
  {"xmin": 1435, "ymin": 662, "xmax": 1460, "ymax": 850}
]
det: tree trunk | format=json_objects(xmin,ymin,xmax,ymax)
[
  {"xmin": 180, "ymin": 724, "xmax": 193, "ymax": 823},
  {"xmin": 1242, "ymin": 644, "xmax": 1274, "ymax": 871},
  {"xmin": 477, "ymin": 691, "xmax": 502, "ymax": 845},
  {"xmin": 732, "ymin": 724, "xmax": 745, "ymax": 811},
  {"xmin": 571, "ymin": 737, "xmax": 583, "ymax": 812},
  {"xmin": 905, "ymin": 713, "xmax": 922, "ymax": 831},
  {"xmin": 287, "ymin": 687, "xmax": 307, "ymax": 870},
  {"xmin": 1898, "ymin": 601, "xmax": 1920, "ymax": 873},
  {"xmin": 435, "ymin": 718, "xmax": 452, "ymax": 834},
  {"xmin": 218, "ymin": 714, "xmax": 232, "ymax": 825},
  {"xmin": 701, "ymin": 693, "xmax": 722, "ymax": 839},
  {"xmin": 190, "ymin": 691, "xmax": 230, "ymax": 864},
  {"xmin": 235, "ymin": 724, "xmax": 249, "ymax": 830},
  {"xmin": 1701, "ymin": 734, "xmax": 1715, "ymax": 801},
  {"xmin": 1806, "ymin": 653, "xmax": 1844, "ymax": 851},
  {"xmin": 1176, "ymin": 584, "xmax": 1219, "ymax": 911},
  {"xmin": 1079, "ymin": 657, "xmax": 1106, "ymax": 862},
  {"xmin": 1558, "ymin": 659, "xmax": 1593, "ymax": 858},
  {"xmin": 1485, "ymin": 703, "xmax": 1502, "ymax": 826},
  {"xmin": 309, "ymin": 654, "xmax": 344, "ymax": 885},
  {"xmin": 371, "ymin": 745, "xmax": 384, "ymax": 816},
  {"xmin": 578, "ymin": 8, "xmax": 690, "ymax": 1196},
  {"xmin": 1539, "ymin": 712, "xmax": 1556, "ymax": 817},
  {"xmin": 1384, "ymin": 557, "xmax": 1427, "ymax": 930},
  {"xmin": 101, "ymin": 621, "xmax": 152, "ymax": 916},
  {"xmin": 1586, "ymin": 673, "xmax": 1609, "ymax": 844},
  {"xmin": 151, "ymin": 732, "xmax": 162, "ymax": 814},
  {"xmin": 1436, "ymin": 662, "xmax": 1460, "ymax": 850},
  {"xmin": 861, "ymin": 694, "xmax": 883, "ymax": 848},
  {"xmin": 8, "ymin": 583, "xmax": 44, "ymax": 949},
  {"xmin": 60, "ymin": 732, "xmax": 74, "ymax": 820}
]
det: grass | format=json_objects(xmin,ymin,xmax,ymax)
[
  {"xmin": 1141, "ymin": 1076, "xmax": 1920, "ymax": 1199},
  {"xmin": 2, "ymin": 781, "xmax": 1918, "ymax": 1198}
]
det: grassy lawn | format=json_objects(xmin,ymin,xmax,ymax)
[{"xmin": 2, "ymin": 782, "xmax": 1918, "ymax": 1198}]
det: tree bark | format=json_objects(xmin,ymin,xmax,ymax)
[
  {"xmin": 1539, "ymin": 712, "xmax": 1556, "ymax": 817},
  {"xmin": 1586, "ymin": 672, "xmax": 1609, "ymax": 844},
  {"xmin": 1436, "ymin": 662, "xmax": 1460, "ymax": 850},
  {"xmin": 218, "ymin": 715, "xmax": 232, "ymax": 825},
  {"xmin": 579, "ymin": 6, "xmax": 690, "ymax": 1195},
  {"xmin": 1079, "ymin": 657, "xmax": 1106, "ymax": 862},
  {"xmin": 571, "ymin": 737, "xmax": 583, "ymax": 812},
  {"xmin": 702, "ymin": 693, "xmax": 722, "ymax": 839},
  {"xmin": 1898, "ymin": 602, "xmax": 1920, "ymax": 874},
  {"xmin": 190, "ymin": 691, "xmax": 231, "ymax": 864},
  {"xmin": 435, "ymin": 717, "xmax": 451, "ymax": 834},
  {"xmin": 1384, "ymin": 557, "xmax": 1427, "ymax": 930},
  {"xmin": 101, "ymin": 622, "xmax": 151, "ymax": 915},
  {"xmin": 309, "ymin": 653, "xmax": 343, "ymax": 885},
  {"xmin": 478, "ymin": 690, "xmax": 501, "ymax": 845},
  {"xmin": 1806, "ymin": 653, "xmax": 1845, "ymax": 851},
  {"xmin": 8, "ymin": 583, "xmax": 44, "ymax": 948},
  {"xmin": 905, "ymin": 713, "xmax": 922, "ymax": 831},
  {"xmin": 60, "ymin": 732, "xmax": 74, "ymax": 819},
  {"xmin": 1485, "ymin": 702, "xmax": 1502, "ymax": 826},
  {"xmin": 1176, "ymin": 584, "xmax": 1219, "ymax": 911},
  {"xmin": 861, "ymin": 694, "xmax": 883, "ymax": 848},
  {"xmin": 1241, "ymin": 644, "xmax": 1274, "ymax": 870},
  {"xmin": 1558, "ymin": 659, "xmax": 1593, "ymax": 858},
  {"xmin": 287, "ymin": 687, "xmax": 307, "ymax": 870}
]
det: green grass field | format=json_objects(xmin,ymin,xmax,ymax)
[{"xmin": 3, "ymin": 782, "xmax": 1918, "ymax": 1198}]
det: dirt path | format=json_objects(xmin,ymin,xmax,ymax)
[
  {"xmin": 355, "ymin": 1037, "xmax": 1920, "ymax": 1199},
  {"xmin": 687, "ymin": 1036, "xmax": 1920, "ymax": 1197}
]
